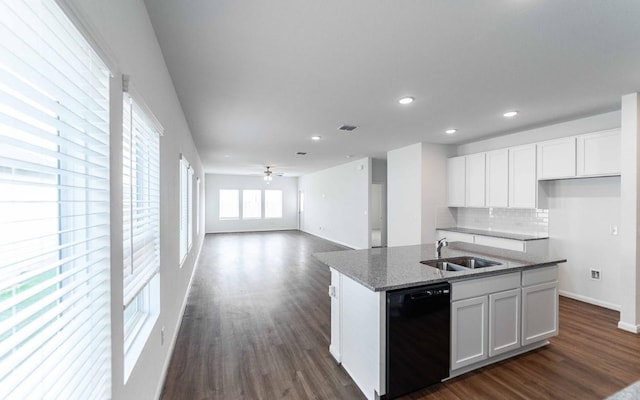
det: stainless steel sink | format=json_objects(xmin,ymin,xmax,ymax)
[
  {"xmin": 420, "ymin": 256, "xmax": 501, "ymax": 271},
  {"xmin": 419, "ymin": 260, "xmax": 467, "ymax": 271},
  {"xmin": 442, "ymin": 256, "xmax": 501, "ymax": 269}
]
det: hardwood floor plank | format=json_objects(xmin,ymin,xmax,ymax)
[{"xmin": 161, "ymin": 231, "xmax": 640, "ymax": 400}]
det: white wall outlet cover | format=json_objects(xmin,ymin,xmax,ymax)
[{"xmin": 610, "ymin": 225, "xmax": 618, "ymax": 235}]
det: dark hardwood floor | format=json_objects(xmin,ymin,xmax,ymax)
[{"xmin": 161, "ymin": 231, "xmax": 640, "ymax": 400}]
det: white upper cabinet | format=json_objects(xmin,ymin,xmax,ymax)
[
  {"xmin": 485, "ymin": 149, "xmax": 509, "ymax": 208},
  {"xmin": 508, "ymin": 144, "xmax": 537, "ymax": 209},
  {"xmin": 448, "ymin": 156, "xmax": 466, "ymax": 207},
  {"xmin": 537, "ymin": 137, "xmax": 576, "ymax": 180},
  {"xmin": 576, "ymin": 128, "xmax": 621, "ymax": 177},
  {"xmin": 465, "ymin": 153, "xmax": 486, "ymax": 207}
]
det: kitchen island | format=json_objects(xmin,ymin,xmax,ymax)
[{"xmin": 315, "ymin": 242, "xmax": 566, "ymax": 400}]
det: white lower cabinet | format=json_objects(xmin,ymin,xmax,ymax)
[
  {"xmin": 451, "ymin": 267, "xmax": 558, "ymax": 373},
  {"xmin": 451, "ymin": 296, "xmax": 488, "ymax": 370},
  {"xmin": 522, "ymin": 281, "xmax": 558, "ymax": 345},
  {"xmin": 489, "ymin": 288, "xmax": 521, "ymax": 357}
]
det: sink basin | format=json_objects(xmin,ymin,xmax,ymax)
[
  {"xmin": 420, "ymin": 256, "xmax": 501, "ymax": 271},
  {"xmin": 419, "ymin": 260, "xmax": 467, "ymax": 271},
  {"xmin": 444, "ymin": 256, "xmax": 502, "ymax": 269}
]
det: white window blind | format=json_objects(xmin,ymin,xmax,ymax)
[
  {"xmin": 219, "ymin": 189, "xmax": 239, "ymax": 219},
  {"xmin": 122, "ymin": 92, "xmax": 160, "ymax": 308},
  {"xmin": 265, "ymin": 190, "xmax": 283, "ymax": 219},
  {"xmin": 196, "ymin": 177, "xmax": 200, "ymax": 235},
  {"xmin": 242, "ymin": 189, "xmax": 261, "ymax": 219},
  {"xmin": 179, "ymin": 155, "xmax": 192, "ymax": 263},
  {"xmin": 0, "ymin": 1, "xmax": 111, "ymax": 399}
]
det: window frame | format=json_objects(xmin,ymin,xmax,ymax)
[{"xmin": 121, "ymin": 88, "xmax": 161, "ymax": 380}]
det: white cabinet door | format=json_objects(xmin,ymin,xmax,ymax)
[
  {"xmin": 537, "ymin": 137, "xmax": 576, "ymax": 180},
  {"xmin": 465, "ymin": 153, "xmax": 486, "ymax": 207},
  {"xmin": 485, "ymin": 149, "xmax": 508, "ymax": 208},
  {"xmin": 577, "ymin": 128, "xmax": 621, "ymax": 177},
  {"xmin": 451, "ymin": 296, "xmax": 488, "ymax": 370},
  {"xmin": 448, "ymin": 156, "xmax": 466, "ymax": 207},
  {"xmin": 508, "ymin": 144, "xmax": 537, "ymax": 209},
  {"xmin": 522, "ymin": 281, "xmax": 558, "ymax": 346},
  {"xmin": 489, "ymin": 289, "xmax": 521, "ymax": 357}
]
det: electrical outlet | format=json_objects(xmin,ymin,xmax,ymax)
[
  {"xmin": 161, "ymin": 326, "xmax": 165, "ymax": 345},
  {"xmin": 610, "ymin": 225, "xmax": 618, "ymax": 236},
  {"xmin": 590, "ymin": 269, "xmax": 601, "ymax": 280}
]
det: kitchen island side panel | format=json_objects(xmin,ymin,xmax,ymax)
[{"xmin": 339, "ymin": 273, "xmax": 386, "ymax": 400}]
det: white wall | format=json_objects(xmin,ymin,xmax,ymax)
[
  {"xmin": 387, "ymin": 143, "xmax": 452, "ymax": 246},
  {"xmin": 421, "ymin": 144, "xmax": 452, "ymax": 244},
  {"xmin": 204, "ymin": 174, "xmax": 298, "ymax": 233},
  {"xmin": 619, "ymin": 92, "xmax": 640, "ymax": 332},
  {"xmin": 65, "ymin": 1, "xmax": 205, "ymax": 399},
  {"xmin": 299, "ymin": 158, "xmax": 370, "ymax": 249},
  {"xmin": 387, "ymin": 144, "xmax": 422, "ymax": 246},
  {"xmin": 545, "ymin": 178, "xmax": 621, "ymax": 310},
  {"xmin": 456, "ymin": 111, "xmax": 623, "ymax": 311}
]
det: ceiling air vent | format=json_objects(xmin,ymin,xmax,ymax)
[
  {"xmin": 296, "ymin": 151, "xmax": 307, "ymax": 155},
  {"xmin": 338, "ymin": 124, "xmax": 358, "ymax": 132}
]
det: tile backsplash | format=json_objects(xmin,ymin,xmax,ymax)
[{"xmin": 440, "ymin": 207, "xmax": 549, "ymax": 237}]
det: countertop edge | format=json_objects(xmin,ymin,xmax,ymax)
[
  {"xmin": 362, "ymin": 261, "xmax": 565, "ymax": 292},
  {"xmin": 318, "ymin": 253, "xmax": 567, "ymax": 293}
]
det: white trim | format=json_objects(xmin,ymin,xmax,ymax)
[
  {"xmin": 123, "ymin": 77, "xmax": 165, "ymax": 135},
  {"xmin": 300, "ymin": 230, "xmax": 358, "ymax": 250},
  {"xmin": 153, "ymin": 241, "xmax": 203, "ymax": 400},
  {"xmin": 55, "ymin": 0, "xmax": 120, "ymax": 72},
  {"xmin": 558, "ymin": 290, "xmax": 620, "ymax": 311},
  {"xmin": 617, "ymin": 321, "xmax": 640, "ymax": 334}
]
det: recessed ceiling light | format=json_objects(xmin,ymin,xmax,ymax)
[
  {"xmin": 311, "ymin": 135, "xmax": 321, "ymax": 141},
  {"xmin": 445, "ymin": 129, "xmax": 457, "ymax": 135},
  {"xmin": 398, "ymin": 96, "xmax": 414, "ymax": 105},
  {"xmin": 223, "ymin": 154, "xmax": 231, "ymax": 158},
  {"xmin": 503, "ymin": 111, "xmax": 519, "ymax": 118}
]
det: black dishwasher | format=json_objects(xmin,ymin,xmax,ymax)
[{"xmin": 386, "ymin": 282, "xmax": 450, "ymax": 399}]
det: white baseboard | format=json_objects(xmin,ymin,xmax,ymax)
[
  {"xmin": 617, "ymin": 321, "xmax": 640, "ymax": 334},
  {"xmin": 154, "ymin": 242, "xmax": 203, "ymax": 400},
  {"xmin": 329, "ymin": 345, "xmax": 341, "ymax": 363},
  {"xmin": 206, "ymin": 227, "xmax": 297, "ymax": 234},
  {"xmin": 300, "ymin": 230, "xmax": 357, "ymax": 250},
  {"xmin": 558, "ymin": 290, "xmax": 620, "ymax": 311}
]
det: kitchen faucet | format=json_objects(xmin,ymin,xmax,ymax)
[{"xmin": 435, "ymin": 238, "xmax": 448, "ymax": 259}]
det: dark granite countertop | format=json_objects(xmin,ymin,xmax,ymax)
[
  {"xmin": 314, "ymin": 242, "xmax": 565, "ymax": 292},
  {"xmin": 437, "ymin": 227, "xmax": 549, "ymax": 241}
]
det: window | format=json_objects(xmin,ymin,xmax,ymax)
[
  {"xmin": 265, "ymin": 190, "xmax": 283, "ymax": 219},
  {"xmin": 122, "ymin": 88, "xmax": 161, "ymax": 378},
  {"xmin": 219, "ymin": 189, "xmax": 239, "ymax": 219},
  {"xmin": 179, "ymin": 155, "xmax": 193, "ymax": 264},
  {"xmin": 196, "ymin": 177, "xmax": 201, "ymax": 235},
  {"xmin": 0, "ymin": 1, "xmax": 111, "ymax": 398},
  {"xmin": 242, "ymin": 190, "xmax": 261, "ymax": 219}
]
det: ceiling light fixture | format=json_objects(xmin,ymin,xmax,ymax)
[
  {"xmin": 445, "ymin": 129, "xmax": 457, "ymax": 135},
  {"xmin": 311, "ymin": 135, "xmax": 321, "ymax": 141},
  {"xmin": 503, "ymin": 111, "xmax": 519, "ymax": 118},
  {"xmin": 398, "ymin": 96, "xmax": 414, "ymax": 105},
  {"xmin": 263, "ymin": 166, "xmax": 273, "ymax": 183}
]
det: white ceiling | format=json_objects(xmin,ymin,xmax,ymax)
[{"xmin": 144, "ymin": 0, "xmax": 640, "ymax": 176}]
